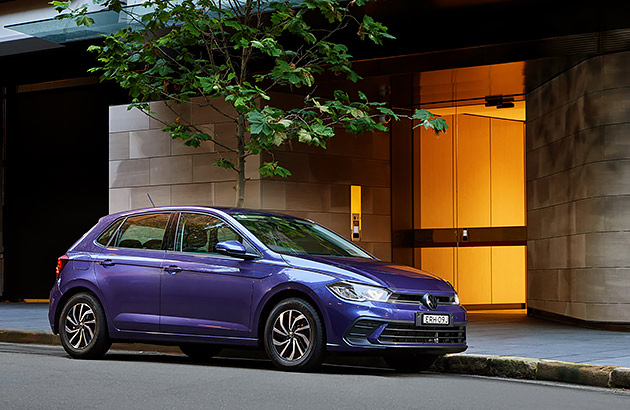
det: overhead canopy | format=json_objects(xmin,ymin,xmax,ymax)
[{"xmin": 5, "ymin": 4, "xmax": 152, "ymax": 44}]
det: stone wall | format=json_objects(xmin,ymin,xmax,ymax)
[
  {"xmin": 108, "ymin": 98, "xmax": 261, "ymax": 211},
  {"xmin": 108, "ymin": 94, "xmax": 392, "ymax": 261},
  {"xmin": 526, "ymin": 52, "xmax": 630, "ymax": 322}
]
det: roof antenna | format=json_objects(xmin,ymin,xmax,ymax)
[{"xmin": 147, "ymin": 193, "xmax": 156, "ymax": 207}]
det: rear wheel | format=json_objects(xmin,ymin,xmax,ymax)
[
  {"xmin": 59, "ymin": 293, "xmax": 111, "ymax": 359},
  {"xmin": 264, "ymin": 298, "xmax": 325, "ymax": 371},
  {"xmin": 179, "ymin": 344, "xmax": 222, "ymax": 362},
  {"xmin": 384, "ymin": 353, "xmax": 438, "ymax": 373}
]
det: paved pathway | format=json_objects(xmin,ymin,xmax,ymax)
[{"xmin": 2, "ymin": 303, "xmax": 630, "ymax": 367}]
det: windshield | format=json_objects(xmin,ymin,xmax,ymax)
[{"xmin": 232, "ymin": 214, "xmax": 373, "ymax": 258}]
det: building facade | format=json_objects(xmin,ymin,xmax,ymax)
[{"xmin": 1, "ymin": 0, "xmax": 629, "ymax": 325}]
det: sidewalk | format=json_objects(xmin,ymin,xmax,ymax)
[{"xmin": 2, "ymin": 303, "xmax": 629, "ymax": 387}]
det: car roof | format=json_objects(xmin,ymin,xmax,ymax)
[{"xmin": 106, "ymin": 206, "xmax": 303, "ymax": 220}]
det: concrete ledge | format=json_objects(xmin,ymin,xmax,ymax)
[{"xmin": 2, "ymin": 329, "xmax": 629, "ymax": 388}]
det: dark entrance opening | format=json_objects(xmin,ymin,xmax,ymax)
[{"xmin": 3, "ymin": 84, "xmax": 109, "ymax": 299}]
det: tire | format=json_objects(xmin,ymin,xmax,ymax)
[
  {"xmin": 179, "ymin": 344, "xmax": 222, "ymax": 362},
  {"xmin": 59, "ymin": 293, "xmax": 111, "ymax": 359},
  {"xmin": 263, "ymin": 298, "xmax": 325, "ymax": 371},
  {"xmin": 384, "ymin": 352, "xmax": 438, "ymax": 373}
]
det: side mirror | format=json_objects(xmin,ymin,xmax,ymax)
[{"xmin": 216, "ymin": 240, "xmax": 253, "ymax": 259}]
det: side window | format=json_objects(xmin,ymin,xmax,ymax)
[
  {"xmin": 96, "ymin": 218, "xmax": 124, "ymax": 246},
  {"xmin": 115, "ymin": 213, "xmax": 170, "ymax": 250},
  {"xmin": 176, "ymin": 213, "xmax": 248, "ymax": 255}
]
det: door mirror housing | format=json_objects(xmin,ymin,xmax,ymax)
[{"xmin": 216, "ymin": 240, "xmax": 256, "ymax": 259}]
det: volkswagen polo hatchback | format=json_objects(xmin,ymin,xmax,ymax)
[{"xmin": 50, "ymin": 206, "xmax": 467, "ymax": 371}]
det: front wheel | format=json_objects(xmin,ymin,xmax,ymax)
[
  {"xmin": 384, "ymin": 352, "xmax": 438, "ymax": 373},
  {"xmin": 264, "ymin": 298, "xmax": 325, "ymax": 371},
  {"xmin": 59, "ymin": 293, "xmax": 111, "ymax": 359}
]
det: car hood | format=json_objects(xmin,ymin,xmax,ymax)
[{"xmin": 280, "ymin": 254, "xmax": 454, "ymax": 293}]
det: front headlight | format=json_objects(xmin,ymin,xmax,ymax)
[
  {"xmin": 327, "ymin": 282, "xmax": 391, "ymax": 302},
  {"xmin": 453, "ymin": 292, "xmax": 460, "ymax": 305}
]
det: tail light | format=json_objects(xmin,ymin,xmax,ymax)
[{"xmin": 56, "ymin": 255, "xmax": 69, "ymax": 278}]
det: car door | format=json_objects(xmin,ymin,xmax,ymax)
[
  {"xmin": 93, "ymin": 212, "xmax": 171, "ymax": 332},
  {"xmin": 159, "ymin": 212, "xmax": 259, "ymax": 337}
]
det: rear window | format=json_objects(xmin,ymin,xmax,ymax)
[
  {"xmin": 114, "ymin": 213, "xmax": 170, "ymax": 250},
  {"xmin": 96, "ymin": 218, "xmax": 124, "ymax": 246}
]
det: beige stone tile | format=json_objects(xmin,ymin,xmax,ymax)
[
  {"xmin": 573, "ymin": 127, "xmax": 604, "ymax": 166},
  {"xmin": 245, "ymin": 154, "xmax": 261, "ymax": 181},
  {"xmin": 214, "ymin": 181, "xmax": 237, "ymax": 207},
  {"xmin": 213, "ymin": 180, "xmax": 259, "ymax": 208},
  {"xmin": 109, "ymin": 104, "xmax": 150, "ymax": 133},
  {"xmin": 585, "ymin": 231, "xmax": 630, "ymax": 268},
  {"xmin": 171, "ymin": 183, "xmax": 214, "ymax": 206},
  {"xmin": 329, "ymin": 184, "xmax": 349, "ymax": 213},
  {"xmin": 604, "ymin": 196, "xmax": 630, "ymax": 231},
  {"xmin": 109, "ymin": 159, "xmax": 150, "ymax": 188},
  {"xmin": 372, "ymin": 187, "xmax": 391, "ymax": 215},
  {"xmin": 361, "ymin": 214, "xmax": 391, "ymax": 243},
  {"xmin": 584, "ymin": 88, "xmax": 630, "ymax": 129},
  {"xmin": 309, "ymin": 155, "xmax": 353, "ymax": 185},
  {"xmin": 243, "ymin": 180, "xmax": 262, "ymax": 209},
  {"xmin": 285, "ymin": 182, "xmax": 330, "ymax": 212},
  {"xmin": 526, "ymin": 88, "xmax": 542, "ymax": 121},
  {"xmin": 192, "ymin": 153, "xmax": 237, "ymax": 183},
  {"xmin": 214, "ymin": 122, "xmax": 239, "ymax": 152},
  {"xmin": 584, "ymin": 302, "xmax": 630, "ymax": 323},
  {"xmin": 148, "ymin": 100, "xmax": 192, "ymax": 129},
  {"xmin": 328, "ymin": 212, "xmax": 350, "ymax": 239},
  {"xmin": 575, "ymin": 197, "xmax": 605, "ymax": 234},
  {"xmin": 583, "ymin": 160, "xmax": 630, "ymax": 198},
  {"xmin": 351, "ymin": 158, "xmax": 390, "ymax": 188},
  {"xmin": 109, "ymin": 132, "xmax": 129, "ymax": 160},
  {"xmin": 604, "ymin": 123, "xmax": 630, "ymax": 160},
  {"xmin": 171, "ymin": 124, "xmax": 215, "ymax": 155},
  {"xmin": 130, "ymin": 185, "xmax": 171, "ymax": 209},
  {"xmin": 191, "ymin": 96, "xmax": 238, "ymax": 124},
  {"xmin": 261, "ymin": 180, "xmax": 286, "ymax": 210},
  {"xmin": 149, "ymin": 156, "xmax": 192, "ymax": 185},
  {"xmin": 566, "ymin": 55, "xmax": 603, "ymax": 102},
  {"xmin": 109, "ymin": 188, "xmax": 131, "ymax": 213},
  {"xmin": 603, "ymin": 51, "xmax": 630, "ymax": 89},
  {"xmin": 129, "ymin": 129, "xmax": 171, "ymax": 158},
  {"xmin": 370, "ymin": 242, "xmax": 392, "ymax": 262}
]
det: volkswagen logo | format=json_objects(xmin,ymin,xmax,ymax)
[{"xmin": 422, "ymin": 293, "xmax": 438, "ymax": 310}]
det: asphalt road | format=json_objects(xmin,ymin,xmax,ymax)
[{"xmin": 1, "ymin": 343, "xmax": 629, "ymax": 410}]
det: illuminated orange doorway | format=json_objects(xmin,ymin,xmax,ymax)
[{"xmin": 412, "ymin": 63, "xmax": 527, "ymax": 308}]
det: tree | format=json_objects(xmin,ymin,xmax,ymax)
[{"xmin": 53, "ymin": 0, "xmax": 447, "ymax": 207}]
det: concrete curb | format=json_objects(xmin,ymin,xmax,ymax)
[
  {"xmin": 433, "ymin": 354, "xmax": 630, "ymax": 389},
  {"xmin": 2, "ymin": 329, "xmax": 629, "ymax": 389}
]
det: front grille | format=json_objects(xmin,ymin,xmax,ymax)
[
  {"xmin": 378, "ymin": 323, "xmax": 466, "ymax": 345},
  {"xmin": 389, "ymin": 293, "xmax": 455, "ymax": 305}
]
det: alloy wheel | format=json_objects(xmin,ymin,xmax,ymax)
[
  {"xmin": 64, "ymin": 302, "xmax": 97, "ymax": 350},
  {"xmin": 271, "ymin": 309, "xmax": 312, "ymax": 361}
]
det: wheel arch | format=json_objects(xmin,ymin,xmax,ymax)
[
  {"xmin": 254, "ymin": 284, "xmax": 330, "ymax": 346},
  {"xmin": 53, "ymin": 283, "xmax": 107, "ymax": 335}
]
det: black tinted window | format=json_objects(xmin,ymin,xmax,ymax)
[
  {"xmin": 115, "ymin": 214, "xmax": 170, "ymax": 250},
  {"xmin": 176, "ymin": 213, "xmax": 251, "ymax": 255},
  {"xmin": 96, "ymin": 219, "xmax": 124, "ymax": 246}
]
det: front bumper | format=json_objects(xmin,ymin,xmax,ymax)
[
  {"xmin": 343, "ymin": 317, "xmax": 467, "ymax": 354},
  {"xmin": 321, "ymin": 294, "xmax": 467, "ymax": 353}
]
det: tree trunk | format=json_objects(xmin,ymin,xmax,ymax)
[{"xmin": 235, "ymin": 113, "xmax": 247, "ymax": 208}]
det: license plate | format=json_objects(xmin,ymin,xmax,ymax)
[{"xmin": 417, "ymin": 313, "xmax": 450, "ymax": 326}]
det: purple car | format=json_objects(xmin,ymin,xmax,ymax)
[{"xmin": 49, "ymin": 206, "xmax": 466, "ymax": 371}]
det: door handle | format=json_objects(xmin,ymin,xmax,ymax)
[
  {"xmin": 99, "ymin": 259, "xmax": 115, "ymax": 267},
  {"xmin": 163, "ymin": 265, "xmax": 182, "ymax": 274}
]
